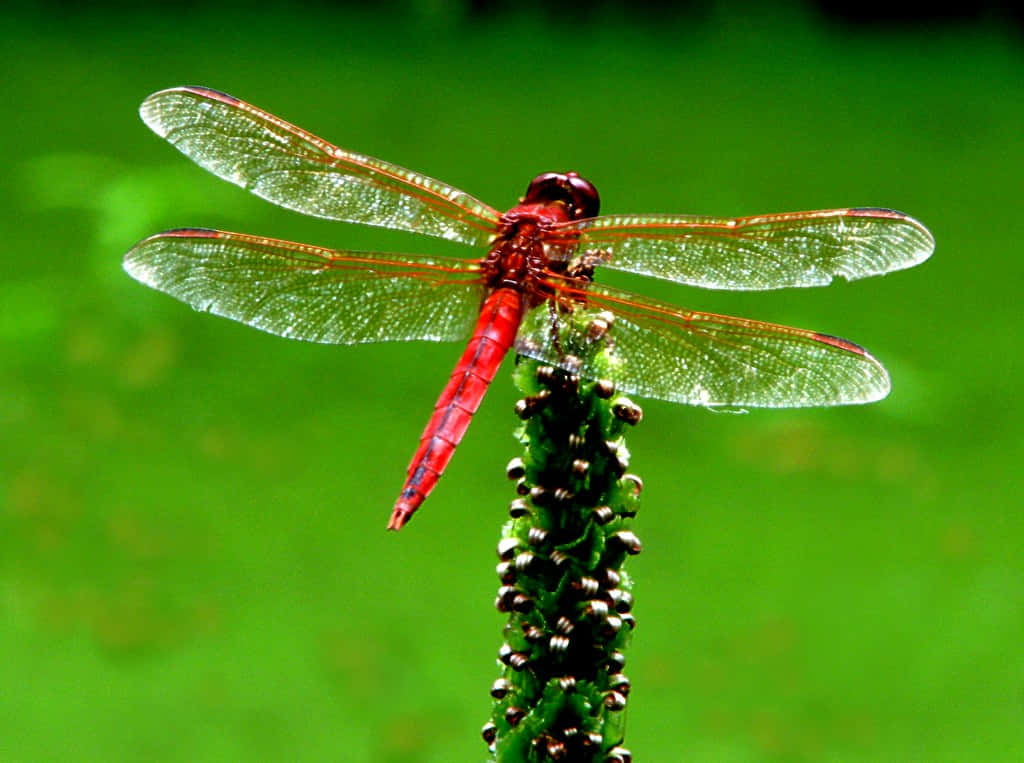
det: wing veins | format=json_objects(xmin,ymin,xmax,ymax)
[{"xmin": 142, "ymin": 87, "xmax": 502, "ymax": 245}]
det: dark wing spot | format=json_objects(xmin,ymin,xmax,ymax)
[
  {"xmin": 184, "ymin": 86, "xmax": 242, "ymax": 106},
  {"xmin": 813, "ymin": 332, "xmax": 867, "ymax": 355},
  {"xmin": 162, "ymin": 227, "xmax": 219, "ymax": 238}
]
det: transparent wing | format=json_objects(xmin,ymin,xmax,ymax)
[
  {"xmin": 140, "ymin": 87, "xmax": 502, "ymax": 247},
  {"xmin": 551, "ymin": 208, "xmax": 934, "ymax": 291},
  {"xmin": 123, "ymin": 229, "xmax": 485, "ymax": 345},
  {"xmin": 514, "ymin": 280, "xmax": 890, "ymax": 407}
]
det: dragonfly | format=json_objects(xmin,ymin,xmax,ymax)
[{"xmin": 123, "ymin": 86, "xmax": 933, "ymax": 530}]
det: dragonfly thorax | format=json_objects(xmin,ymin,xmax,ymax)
[
  {"xmin": 484, "ymin": 192, "xmax": 585, "ymax": 301},
  {"xmin": 482, "ymin": 214, "xmax": 549, "ymax": 293},
  {"xmin": 480, "ymin": 172, "xmax": 601, "ymax": 296}
]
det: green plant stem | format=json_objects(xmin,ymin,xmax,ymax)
[{"xmin": 483, "ymin": 313, "xmax": 643, "ymax": 762}]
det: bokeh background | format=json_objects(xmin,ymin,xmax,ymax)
[{"xmin": 2, "ymin": 2, "xmax": 1022, "ymax": 760}]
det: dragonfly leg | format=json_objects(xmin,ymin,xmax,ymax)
[{"xmin": 546, "ymin": 300, "xmax": 565, "ymax": 359}]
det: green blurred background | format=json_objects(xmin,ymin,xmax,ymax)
[{"xmin": 2, "ymin": 2, "xmax": 1022, "ymax": 760}]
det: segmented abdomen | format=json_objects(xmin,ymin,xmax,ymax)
[{"xmin": 388, "ymin": 288, "xmax": 525, "ymax": 529}]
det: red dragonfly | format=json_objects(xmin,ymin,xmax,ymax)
[{"xmin": 124, "ymin": 86, "xmax": 933, "ymax": 530}]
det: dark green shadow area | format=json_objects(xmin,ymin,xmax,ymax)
[{"xmin": 1, "ymin": 4, "xmax": 1022, "ymax": 761}]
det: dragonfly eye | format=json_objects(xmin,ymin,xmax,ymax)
[
  {"xmin": 565, "ymin": 172, "xmax": 600, "ymax": 220},
  {"xmin": 524, "ymin": 172, "xmax": 600, "ymax": 220}
]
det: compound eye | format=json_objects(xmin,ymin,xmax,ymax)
[
  {"xmin": 524, "ymin": 173, "xmax": 564, "ymax": 203},
  {"xmin": 566, "ymin": 173, "xmax": 600, "ymax": 220}
]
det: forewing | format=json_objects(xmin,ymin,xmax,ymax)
[
  {"xmin": 124, "ymin": 229, "xmax": 485, "ymax": 345},
  {"xmin": 514, "ymin": 281, "xmax": 890, "ymax": 407},
  {"xmin": 554, "ymin": 208, "xmax": 933, "ymax": 290},
  {"xmin": 139, "ymin": 87, "xmax": 502, "ymax": 246}
]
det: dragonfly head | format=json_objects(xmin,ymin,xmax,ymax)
[{"xmin": 524, "ymin": 172, "xmax": 600, "ymax": 221}]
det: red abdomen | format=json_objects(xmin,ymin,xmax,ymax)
[{"xmin": 388, "ymin": 288, "xmax": 525, "ymax": 530}]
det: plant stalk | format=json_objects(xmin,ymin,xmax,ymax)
[{"xmin": 483, "ymin": 310, "xmax": 643, "ymax": 763}]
